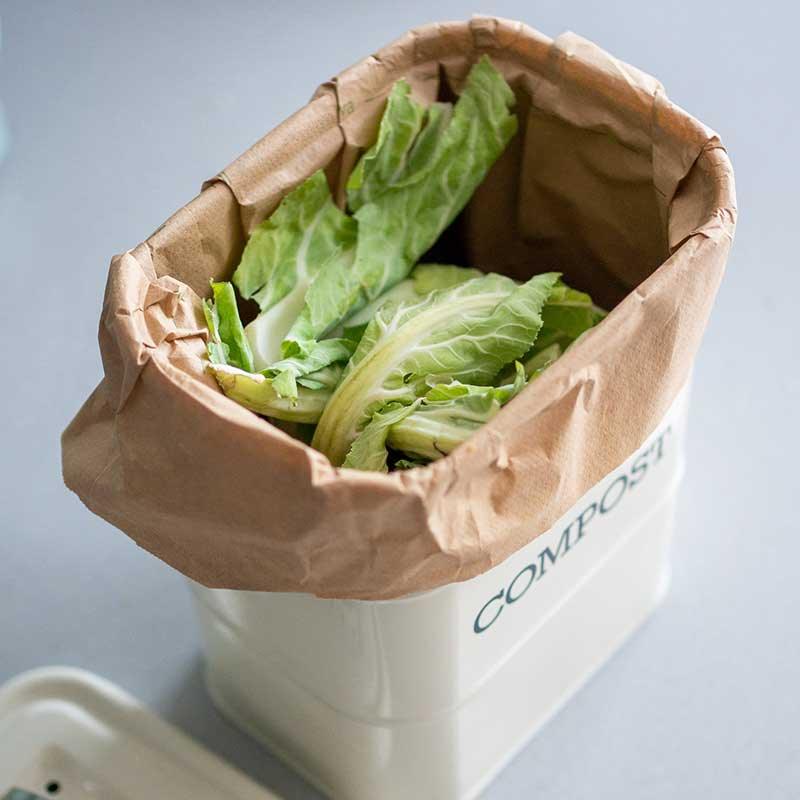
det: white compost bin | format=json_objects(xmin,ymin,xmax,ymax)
[{"xmin": 189, "ymin": 383, "xmax": 689, "ymax": 800}]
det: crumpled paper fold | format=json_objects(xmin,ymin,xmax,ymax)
[{"xmin": 62, "ymin": 17, "xmax": 736, "ymax": 599}]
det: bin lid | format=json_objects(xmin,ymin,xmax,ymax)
[{"xmin": 0, "ymin": 667, "xmax": 278, "ymax": 800}]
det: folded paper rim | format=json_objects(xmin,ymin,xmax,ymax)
[{"xmin": 62, "ymin": 16, "xmax": 737, "ymax": 599}]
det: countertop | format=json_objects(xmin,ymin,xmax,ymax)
[{"xmin": 1, "ymin": 2, "xmax": 797, "ymax": 798}]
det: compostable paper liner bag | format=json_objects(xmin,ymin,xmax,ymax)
[{"xmin": 62, "ymin": 18, "xmax": 736, "ymax": 600}]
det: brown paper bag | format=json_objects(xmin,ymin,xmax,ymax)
[{"xmin": 62, "ymin": 17, "xmax": 736, "ymax": 600}]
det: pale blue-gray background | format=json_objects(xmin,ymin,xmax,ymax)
[{"xmin": 1, "ymin": 1, "xmax": 797, "ymax": 798}]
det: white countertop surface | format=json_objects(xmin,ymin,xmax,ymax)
[{"xmin": 1, "ymin": 2, "xmax": 797, "ymax": 798}]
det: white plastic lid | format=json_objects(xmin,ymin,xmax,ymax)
[{"xmin": 0, "ymin": 668, "xmax": 277, "ymax": 800}]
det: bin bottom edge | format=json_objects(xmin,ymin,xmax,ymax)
[{"xmin": 200, "ymin": 565, "xmax": 671, "ymax": 800}]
